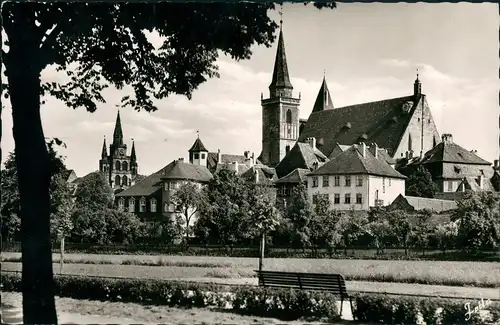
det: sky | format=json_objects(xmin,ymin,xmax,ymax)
[{"xmin": 2, "ymin": 2, "xmax": 499, "ymax": 177}]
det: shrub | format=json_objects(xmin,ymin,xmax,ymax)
[{"xmin": 0, "ymin": 273, "xmax": 497, "ymax": 324}]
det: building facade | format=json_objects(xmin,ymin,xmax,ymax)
[{"xmin": 307, "ymin": 143, "xmax": 406, "ymax": 210}]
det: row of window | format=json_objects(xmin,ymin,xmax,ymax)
[
  {"xmin": 311, "ymin": 175, "xmax": 364, "ymax": 188},
  {"xmin": 114, "ymin": 175, "xmax": 129, "ymax": 187},
  {"xmin": 193, "ymin": 153, "xmax": 206, "ymax": 160},
  {"xmin": 118, "ymin": 197, "xmax": 157, "ymax": 212},
  {"xmin": 103, "ymin": 161, "xmax": 133, "ymax": 172},
  {"xmin": 313, "ymin": 193, "xmax": 364, "ymax": 205}
]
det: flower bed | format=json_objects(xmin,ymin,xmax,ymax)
[{"xmin": 1, "ymin": 273, "xmax": 498, "ymax": 324}]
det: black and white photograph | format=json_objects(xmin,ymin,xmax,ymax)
[{"xmin": 1, "ymin": 2, "xmax": 499, "ymax": 324}]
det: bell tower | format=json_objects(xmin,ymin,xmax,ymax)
[{"xmin": 260, "ymin": 14, "xmax": 301, "ymax": 167}]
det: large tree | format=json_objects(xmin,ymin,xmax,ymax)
[
  {"xmin": 170, "ymin": 182, "xmax": 204, "ymax": 245},
  {"xmin": 452, "ymin": 192, "xmax": 500, "ymax": 251},
  {"xmin": 1, "ymin": 3, "xmax": 335, "ymax": 323},
  {"xmin": 406, "ymin": 165, "xmax": 438, "ymax": 198},
  {"xmin": 195, "ymin": 167, "xmax": 251, "ymax": 246}
]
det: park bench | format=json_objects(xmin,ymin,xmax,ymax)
[{"xmin": 255, "ymin": 270, "xmax": 354, "ymax": 317}]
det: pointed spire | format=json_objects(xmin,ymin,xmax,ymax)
[
  {"xmin": 101, "ymin": 136, "xmax": 107, "ymax": 159},
  {"xmin": 414, "ymin": 69, "xmax": 422, "ymax": 96},
  {"xmin": 130, "ymin": 138, "xmax": 137, "ymax": 163},
  {"xmin": 312, "ymin": 75, "xmax": 334, "ymax": 113},
  {"xmin": 113, "ymin": 110, "xmax": 124, "ymax": 146},
  {"xmin": 269, "ymin": 10, "xmax": 293, "ymax": 98},
  {"xmin": 188, "ymin": 135, "xmax": 208, "ymax": 152}
]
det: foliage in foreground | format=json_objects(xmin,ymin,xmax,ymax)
[{"xmin": 1, "ymin": 273, "xmax": 498, "ymax": 324}]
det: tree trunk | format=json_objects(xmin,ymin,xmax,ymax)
[
  {"xmin": 59, "ymin": 237, "xmax": 65, "ymax": 274},
  {"xmin": 7, "ymin": 34, "xmax": 58, "ymax": 324},
  {"xmin": 259, "ymin": 232, "xmax": 265, "ymax": 275}
]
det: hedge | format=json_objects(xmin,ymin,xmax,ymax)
[{"xmin": 1, "ymin": 273, "xmax": 498, "ymax": 324}]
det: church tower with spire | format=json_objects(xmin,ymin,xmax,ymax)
[
  {"xmin": 99, "ymin": 111, "xmax": 139, "ymax": 192},
  {"xmin": 260, "ymin": 16, "xmax": 301, "ymax": 167}
]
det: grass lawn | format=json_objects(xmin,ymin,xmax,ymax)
[
  {"xmin": 1, "ymin": 291, "xmax": 350, "ymax": 325},
  {"xmin": 2, "ymin": 252, "xmax": 499, "ymax": 288}
]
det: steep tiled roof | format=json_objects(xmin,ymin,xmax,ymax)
[
  {"xmin": 299, "ymin": 95, "xmax": 419, "ymax": 157},
  {"xmin": 241, "ymin": 165, "xmax": 278, "ymax": 185},
  {"xmin": 188, "ymin": 138, "xmax": 208, "ymax": 152},
  {"xmin": 275, "ymin": 168, "xmax": 309, "ymax": 184},
  {"xmin": 329, "ymin": 143, "xmax": 396, "ymax": 165},
  {"xmin": 61, "ymin": 169, "xmax": 77, "ymax": 183},
  {"xmin": 312, "ymin": 77, "xmax": 334, "ymax": 113},
  {"xmin": 269, "ymin": 27, "xmax": 293, "ymax": 90},
  {"xmin": 309, "ymin": 144, "xmax": 406, "ymax": 179},
  {"xmin": 215, "ymin": 161, "xmax": 250, "ymax": 175},
  {"xmin": 457, "ymin": 176, "xmax": 496, "ymax": 192},
  {"xmin": 275, "ymin": 142, "xmax": 328, "ymax": 179},
  {"xmin": 419, "ymin": 141, "xmax": 491, "ymax": 165},
  {"xmin": 206, "ymin": 152, "xmax": 248, "ymax": 173},
  {"xmin": 161, "ymin": 160, "xmax": 213, "ymax": 182},
  {"xmin": 390, "ymin": 194, "xmax": 457, "ymax": 213},
  {"xmin": 115, "ymin": 163, "xmax": 175, "ymax": 197}
]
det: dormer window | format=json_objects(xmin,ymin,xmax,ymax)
[{"xmin": 454, "ymin": 166, "xmax": 461, "ymax": 174}]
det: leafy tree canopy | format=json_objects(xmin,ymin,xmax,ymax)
[{"xmin": 406, "ymin": 165, "xmax": 438, "ymax": 198}]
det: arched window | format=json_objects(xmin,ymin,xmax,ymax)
[
  {"xmin": 408, "ymin": 134, "xmax": 413, "ymax": 152},
  {"xmin": 150, "ymin": 198, "xmax": 157, "ymax": 212},
  {"xmin": 286, "ymin": 109, "xmax": 292, "ymax": 124},
  {"xmin": 122, "ymin": 161, "xmax": 128, "ymax": 171},
  {"xmin": 139, "ymin": 197, "xmax": 146, "ymax": 212},
  {"xmin": 118, "ymin": 198, "xmax": 125, "ymax": 211},
  {"xmin": 115, "ymin": 175, "xmax": 121, "ymax": 186},
  {"xmin": 115, "ymin": 160, "xmax": 121, "ymax": 171},
  {"xmin": 122, "ymin": 175, "xmax": 128, "ymax": 187},
  {"xmin": 128, "ymin": 197, "xmax": 135, "ymax": 212}
]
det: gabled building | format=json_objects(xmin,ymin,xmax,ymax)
[
  {"xmin": 115, "ymin": 158, "xmax": 212, "ymax": 223},
  {"xmin": 307, "ymin": 143, "xmax": 407, "ymax": 210},
  {"xmin": 275, "ymin": 137, "xmax": 329, "ymax": 179},
  {"xmin": 188, "ymin": 134, "xmax": 257, "ymax": 175},
  {"xmin": 398, "ymin": 133, "xmax": 494, "ymax": 193}
]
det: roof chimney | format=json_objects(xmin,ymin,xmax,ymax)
[
  {"xmin": 251, "ymin": 152, "xmax": 255, "ymax": 165},
  {"xmin": 370, "ymin": 143, "xmax": 379, "ymax": 158},
  {"xmin": 494, "ymin": 160, "xmax": 499, "ymax": 169},
  {"xmin": 361, "ymin": 142, "xmax": 366, "ymax": 158},
  {"xmin": 217, "ymin": 149, "xmax": 222, "ymax": 163},
  {"xmin": 307, "ymin": 137, "xmax": 316, "ymax": 149},
  {"xmin": 441, "ymin": 133, "xmax": 453, "ymax": 144},
  {"xmin": 254, "ymin": 168, "xmax": 259, "ymax": 183},
  {"xmin": 178, "ymin": 158, "xmax": 184, "ymax": 162},
  {"xmin": 232, "ymin": 161, "xmax": 239, "ymax": 173}
]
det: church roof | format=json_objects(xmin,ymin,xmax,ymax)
[
  {"xmin": 275, "ymin": 142, "xmax": 328, "ymax": 179},
  {"xmin": 309, "ymin": 144, "xmax": 406, "ymax": 179},
  {"xmin": 275, "ymin": 168, "xmax": 309, "ymax": 184},
  {"xmin": 112, "ymin": 111, "xmax": 124, "ymax": 146},
  {"xmin": 299, "ymin": 95, "xmax": 420, "ymax": 157},
  {"xmin": 417, "ymin": 141, "xmax": 491, "ymax": 165},
  {"xmin": 312, "ymin": 77, "xmax": 334, "ymax": 113},
  {"xmin": 269, "ymin": 27, "xmax": 293, "ymax": 91},
  {"xmin": 188, "ymin": 137, "xmax": 208, "ymax": 152}
]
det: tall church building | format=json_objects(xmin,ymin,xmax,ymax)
[
  {"xmin": 99, "ymin": 111, "xmax": 139, "ymax": 192},
  {"xmin": 259, "ymin": 21, "xmax": 301, "ymax": 167}
]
